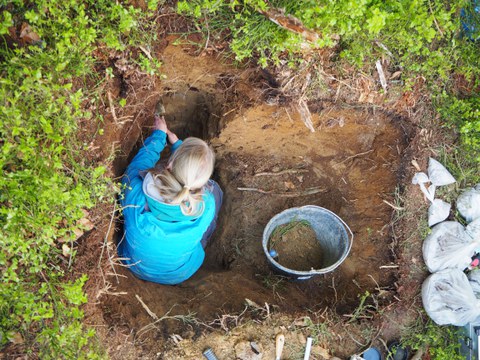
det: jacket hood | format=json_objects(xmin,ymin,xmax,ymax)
[{"xmin": 142, "ymin": 172, "xmax": 201, "ymax": 222}]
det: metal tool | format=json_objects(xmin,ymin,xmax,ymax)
[{"xmin": 275, "ymin": 333, "xmax": 285, "ymax": 360}]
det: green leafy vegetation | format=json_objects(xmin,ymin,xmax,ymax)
[
  {"xmin": 403, "ymin": 319, "xmax": 464, "ymax": 360},
  {"xmin": 437, "ymin": 94, "xmax": 480, "ymax": 162},
  {"xmin": 0, "ymin": 0, "xmax": 160, "ymax": 357},
  {"xmin": 178, "ymin": 0, "xmax": 480, "ymax": 159}
]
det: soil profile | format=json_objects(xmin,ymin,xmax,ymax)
[{"xmin": 85, "ymin": 35, "xmax": 412, "ymax": 356}]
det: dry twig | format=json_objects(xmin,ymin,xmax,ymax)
[
  {"xmin": 375, "ymin": 60, "xmax": 388, "ymax": 92},
  {"xmin": 107, "ymin": 91, "xmax": 118, "ymax": 123},
  {"xmin": 340, "ymin": 149, "xmax": 374, "ymax": 164},
  {"xmin": 382, "ymin": 199, "xmax": 404, "ymax": 211},
  {"xmin": 295, "ymin": 98, "xmax": 315, "ymax": 132},
  {"xmin": 136, "ymin": 294, "xmax": 159, "ymax": 320},
  {"xmin": 237, "ymin": 187, "xmax": 325, "ymax": 197},
  {"xmin": 258, "ymin": 7, "xmax": 321, "ymax": 43},
  {"xmin": 254, "ymin": 168, "xmax": 308, "ymax": 177}
]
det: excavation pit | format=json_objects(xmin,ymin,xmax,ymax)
[{"xmin": 97, "ymin": 40, "xmax": 411, "ymax": 355}]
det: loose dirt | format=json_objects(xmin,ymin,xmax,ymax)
[
  {"xmin": 77, "ymin": 34, "xmax": 420, "ymax": 359},
  {"xmin": 268, "ymin": 220, "xmax": 323, "ymax": 271}
]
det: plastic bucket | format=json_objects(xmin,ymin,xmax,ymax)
[{"xmin": 262, "ymin": 205, "xmax": 353, "ymax": 281}]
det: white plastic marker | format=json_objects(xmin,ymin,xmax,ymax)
[
  {"xmin": 275, "ymin": 333, "xmax": 285, "ymax": 360},
  {"xmin": 303, "ymin": 337, "xmax": 313, "ymax": 360}
]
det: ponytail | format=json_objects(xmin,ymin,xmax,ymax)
[{"xmin": 148, "ymin": 138, "xmax": 214, "ymax": 216}]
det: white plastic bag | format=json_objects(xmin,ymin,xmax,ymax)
[
  {"xmin": 468, "ymin": 270, "xmax": 480, "ymax": 296},
  {"xmin": 428, "ymin": 199, "xmax": 451, "ymax": 227},
  {"xmin": 412, "ymin": 159, "xmax": 456, "ymax": 227},
  {"xmin": 422, "ymin": 221, "xmax": 479, "ymax": 273},
  {"xmin": 412, "ymin": 172, "xmax": 435, "ymax": 202},
  {"xmin": 467, "ymin": 218, "xmax": 480, "ymax": 240},
  {"xmin": 428, "ymin": 158, "xmax": 456, "ymax": 186},
  {"xmin": 457, "ymin": 184, "xmax": 480, "ymax": 223},
  {"xmin": 422, "ymin": 269, "xmax": 480, "ymax": 326}
]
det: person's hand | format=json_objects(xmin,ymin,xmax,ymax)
[
  {"xmin": 167, "ymin": 129, "xmax": 179, "ymax": 144},
  {"xmin": 154, "ymin": 115, "xmax": 167, "ymax": 132}
]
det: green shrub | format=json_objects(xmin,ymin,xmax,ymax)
[
  {"xmin": 178, "ymin": 0, "xmax": 459, "ymax": 70},
  {"xmin": 178, "ymin": 0, "xmax": 479, "ymax": 161},
  {"xmin": 437, "ymin": 94, "xmax": 480, "ymax": 161},
  {"xmin": 0, "ymin": 0, "xmax": 160, "ymax": 357},
  {"xmin": 404, "ymin": 320, "xmax": 464, "ymax": 360}
]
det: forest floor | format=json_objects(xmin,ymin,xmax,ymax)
[{"xmin": 74, "ymin": 28, "xmax": 454, "ymax": 359}]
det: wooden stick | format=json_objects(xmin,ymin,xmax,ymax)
[
  {"xmin": 107, "ymin": 91, "xmax": 118, "ymax": 123},
  {"xmin": 259, "ymin": 8, "xmax": 319, "ymax": 42},
  {"xmin": 382, "ymin": 199, "xmax": 404, "ymax": 211},
  {"xmin": 254, "ymin": 168, "xmax": 309, "ymax": 177},
  {"xmin": 376, "ymin": 60, "xmax": 388, "ymax": 91},
  {"xmin": 295, "ymin": 99, "xmax": 315, "ymax": 133},
  {"xmin": 135, "ymin": 294, "xmax": 158, "ymax": 320},
  {"xmin": 237, "ymin": 187, "xmax": 325, "ymax": 197},
  {"xmin": 340, "ymin": 149, "xmax": 373, "ymax": 164}
]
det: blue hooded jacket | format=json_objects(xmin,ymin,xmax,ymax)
[{"xmin": 118, "ymin": 130, "xmax": 216, "ymax": 285}]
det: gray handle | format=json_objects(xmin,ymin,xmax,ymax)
[{"xmin": 203, "ymin": 348, "xmax": 219, "ymax": 360}]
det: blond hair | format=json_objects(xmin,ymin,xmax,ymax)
[{"xmin": 150, "ymin": 137, "xmax": 215, "ymax": 216}]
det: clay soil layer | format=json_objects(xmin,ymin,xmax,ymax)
[{"xmin": 77, "ymin": 35, "xmax": 414, "ymax": 359}]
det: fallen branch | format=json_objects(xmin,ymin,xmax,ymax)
[
  {"xmin": 257, "ymin": 7, "xmax": 339, "ymax": 44},
  {"xmin": 237, "ymin": 187, "xmax": 325, "ymax": 197},
  {"xmin": 375, "ymin": 60, "xmax": 388, "ymax": 92},
  {"xmin": 107, "ymin": 91, "xmax": 118, "ymax": 124},
  {"xmin": 138, "ymin": 45, "xmax": 153, "ymax": 60},
  {"xmin": 295, "ymin": 99, "xmax": 315, "ymax": 132},
  {"xmin": 254, "ymin": 168, "xmax": 309, "ymax": 177},
  {"xmin": 340, "ymin": 149, "xmax": 374, "ymax": 164},
  {"xmin": 136, "ymin": 294, "xmax": 158, "ymax": 320},
  {"xmin": 382, "ymin": 199, "xmax": 404, "ymax": 211},
  {"xmin": 137, "ymin": 307, "xmax": 210, "ymax": 338},
  {"xmin": 379, "ymin": 265, "xmax": 399, "ymax": 269}
]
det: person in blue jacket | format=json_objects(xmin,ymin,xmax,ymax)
[{"xmin": 118, "ymin": 108, "xmax": 223, "ymax": 285}]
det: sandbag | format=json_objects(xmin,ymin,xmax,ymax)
[
  {"xmin": 428, "ymin": 158, "xmax": 456, "ymax": 186},
  {"xmin": 422, "ymin": 221, "xmax": 479, "ymax": 273},
  {"xmin": 468, "ymin": 269, "xmax": 480, "ymax": 296},
  {"xmin": 457, "ymin": 184, "xmax": 480, "ymax": 223},
  {"xmin": 422, "ymin": 269, "xmax": 480, "ymax": 326},
  {"xmin": 411, "ymin": 158, "xmax": 456, "ymax": 227},
  {"xmin": 428, "ymin": 199, "xmax": 451, "ymax": 227},
  {"xmin": 467, "ymin": 218, "xmax": 480, "ymax": 240},
  {"xmin": 412, "ymin": 172, "xmax": 435, "ymax": 202}
]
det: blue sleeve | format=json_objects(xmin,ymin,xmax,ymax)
[
  {"xmin": 171, "ymin": 139, "xmax": 183, "ymax": 153},
  {"xmin": 122, "ymin": 130, "xmax": 166, "ymax": 192}
]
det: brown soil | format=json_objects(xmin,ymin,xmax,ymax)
[
  {"xmin": 269, "ymin": 221, "xmax": 323, "ymax": 271},
  {"xmin": 71, "ymin": 31, "xmax": 447, "ymax": 360}
]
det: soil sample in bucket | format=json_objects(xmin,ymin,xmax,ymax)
[{"xmin": 268, "ymin": 220, "xmax": 323, "ymax": 271}]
